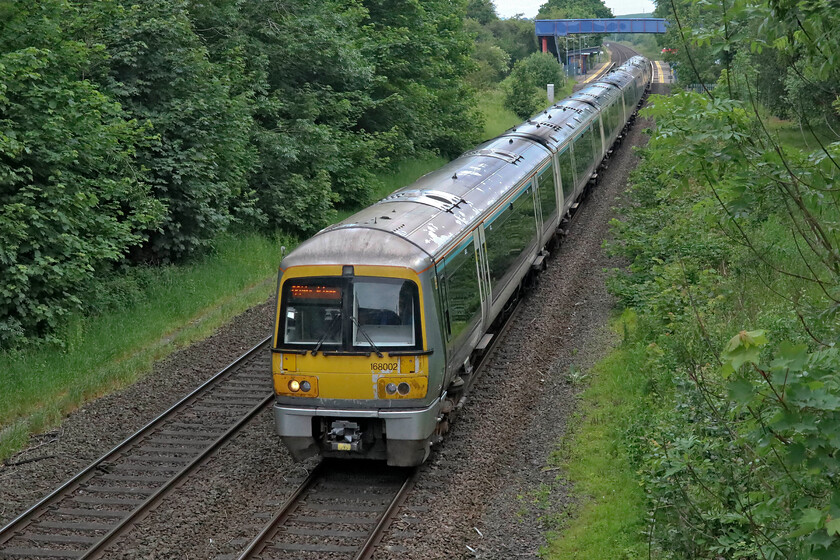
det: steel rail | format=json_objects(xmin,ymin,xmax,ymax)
[
  {"xmin": 234, "ymin": 462, "xmax": 326, "ymax": 560},
  {"xmin": 236, "ymin": 464, "xmax": 417, "ymax": 560},
  {"xmin": 0, "ymin": 335, "xmax": 273, "ymax": 558},
  {"xmin": 354, "ymin": 467, "xmax": 419, "ymax": 560},
  {"xmin": 82, "ymin": 393, "xmax": 274, "ymax": 559}
]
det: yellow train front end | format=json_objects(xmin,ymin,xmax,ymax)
[{"xmin": 272, "ymin": 256, "xmax": 444, "ymax": 466}]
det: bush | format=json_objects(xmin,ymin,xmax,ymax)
[
  {"xmin": 503, "ymin": 52, "xmax": 564, "ymax": 119},
  {"xmin": 79, "ymin": 0, "xmax": 255, "ymax": 263}
]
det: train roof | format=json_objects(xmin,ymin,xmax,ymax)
[
  {"xmin": 292, "ymin": 134, "xmax": 551, "ymax": 270},
  {"xmin": 282, "ymin": 57, "xmax": 649, "ymax": 274}
]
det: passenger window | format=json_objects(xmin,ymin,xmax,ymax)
[
  {"xmin": 537, "ymin": 163, "xmax": 557, "ymax": 220},
  {"xmin": 353, "ymin": 279, "xmax": 417, "ymax": 347},
  {"xmin": 559, "ymin": 148, "xmax": 574, "ymax": 200},
  {"xmin": 443, "ymin": 240, "xmax": 481, "ymax": 341},
  {"xmin": 283, "ymin": 282, "xmax": 343, "ymax": 345},
  {"xmin": 574, "ymin": 127, "xmax": 592, "ymax": 180},
  {"xmin": 485, "ymin": 186, "xmax": 536, "ymax": 294}
]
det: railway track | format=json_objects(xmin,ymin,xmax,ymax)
[
  {"xmin": 574, "ymin": 42, "xmax": 637, "ymax": 91},
  {"xmin": 0, "ymin": 337, "xmax": 273, "ymax": 560},
  {"xmin": 236, "ymin": 462, "xmax": 416, "ymax": 560},
  {"xmin": 607, "ymin": 42, "xmax": 637, "ymax": 66}
]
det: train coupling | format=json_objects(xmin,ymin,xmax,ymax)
[{"xmin": 327, "ymin": 420, "xmax": 364, "ymax": 452}]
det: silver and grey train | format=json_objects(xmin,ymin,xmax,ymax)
[{"xmin": 270, "ymin": 56, "xmax": 652, "ymax": 466}]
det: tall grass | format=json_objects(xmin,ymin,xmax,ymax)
[
  {"xmin": 0, "ymin": 234, "xmax": 294, "ymax": 460},
  {"xmin": 476, "ymin": 88, "xmax": 522, "ymax": 139},
  {"xmin": 765, "ymin": 117, "xmax": 838, "ymax": 151}
]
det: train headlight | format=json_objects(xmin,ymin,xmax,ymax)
[
  {"xmin": 276, "ymin": 374, "xmax": 317, "ymax": 397},
  {"xmin": 377, "ymin": 376, "xmax": 427, "ymax": 399}
]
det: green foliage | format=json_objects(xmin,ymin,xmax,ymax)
[
  {"xmin": 603, "ymin": 7, "xmax": 840, "ymax": 552},
  {"xmin": 0, "ymin": 1, "xmax": 161, "ymax": 347},
  {"xmin": 0, "ymin": 0, "xmax": 484, "ymax": 347},
  {"xmin": 361, "ymin": 0, "xmax": 483, "ymax": 159},
  {"xmin": 464, "ymin": 8, "xmax": 538, "ymax": 90},
  {"xmin": 78, "ymin": 0, "xmax": 255, "ymax": 263},
  {"xmin": 189, "ymin": 0, "xmax": 382, "ymax": 219},
  {"xmin": 466, "ymin": 0, "xmax": 497, "ymax": 25},
  {"xmin": 486, "ymin": 17, "xmax": 539, "ymax": 68},
  {"xmin": 606, "ymin": 81, "xmax": 840, "ymax": 560},
  {"xmin": 655, "ymin": 0, "xmax": 840, "ymax": 128},
  {"xmin": 465, "ymin": 17, "xmax": 511, "ymax": 89},
  {"xmin": 537, "ymin": 0, "xmax": 613, "ymax": 19},
  {"xmin": 502, "ymin": 52, "xmax": 565, "ymax": 119}
]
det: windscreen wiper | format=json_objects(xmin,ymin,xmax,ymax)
[
  {"xmin": 311, "ymin": 311, "xmax": 342, "ymax": 356},
  {"xmin": 349, "ymin": 315, "xmax": 384, "ymax": 358}
]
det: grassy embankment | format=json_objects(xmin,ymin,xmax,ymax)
[
  {"xmin": 0, "ymin": 89, "xmax": 521, "ymax": 462},
  {"xmin": 0, "ymin": 234, "xmax": 290, "ymax": 460},
  {"xmin": 542, "ymin": 314, "xmax": 648, "ymax": 559},
  {"xmin": 541, "ymin": 116, "xmax": 837, "ymax": 557}
]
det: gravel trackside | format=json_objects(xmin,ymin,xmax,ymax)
[{"xmin": 0, "ymin": 302, "xmax": 276, "ymax": 528}]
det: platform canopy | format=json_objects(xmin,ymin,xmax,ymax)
[{"xmin": 535, "ymin": 18, "xmax": 667, "ymax": 37}]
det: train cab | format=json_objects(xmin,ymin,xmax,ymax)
[{"xmin": 271, "ymin": 229, "xmax": 446, "ymax": 467}]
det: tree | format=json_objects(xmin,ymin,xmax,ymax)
[
  {"xmin": 503, "ymin": 52, "xmax": 564, "ymax": 118},
  {"xmin": 361, "ymin": 0, "xmax": 483, "ymax": 159},
  {"xmin": 537, "ymin": 0, "xmax": 613, "ymax": 19},
  {"xmin": 466, "ymin": 0, "xmax": 497, "ymax": 25},
  {"xmin": 486, "ymin": 17, "xmax": 539, "ymax": 68},
  {"xmin": 0, "ymin": 1, "xmax": 161, "ymax": 346},
  {"xmin": 606, "ymin": 0, "xmax": 840, "ymax": 555},
  {"xmin": 78, "ymin": 0, "xmax": 254, "ymax": 263}
]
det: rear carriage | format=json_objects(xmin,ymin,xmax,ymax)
[{"xmin": 271, "ymin": 57, "xmax": 652, "ymax": 466}]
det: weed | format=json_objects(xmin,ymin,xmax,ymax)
[{"xmin": 565, "ymin": 364, "xmax": 588, "ymax": 385}]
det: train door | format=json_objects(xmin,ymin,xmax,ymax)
[
  {"xmin": 554, "ymin": 153, "xmax": 565, "ymax": 213},
  {"xmin": 474, "ymin": 226, "xmax": 492, "ymax": 324},
  {"xmin": 598, "ymin": 115, "xmax": 606, "ymax": 159},
  {"xmin": 532, "ymin": 175, "xmax": 544, "ymax": 236}
]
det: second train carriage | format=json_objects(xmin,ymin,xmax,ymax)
[{"xmin": 271, "ymin": 56, "xmax": 652, "ymax": 466}]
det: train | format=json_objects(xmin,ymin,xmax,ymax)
[{"xmin": 270, "ymin": 56, "xmax": 652, "ymax": 466}]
